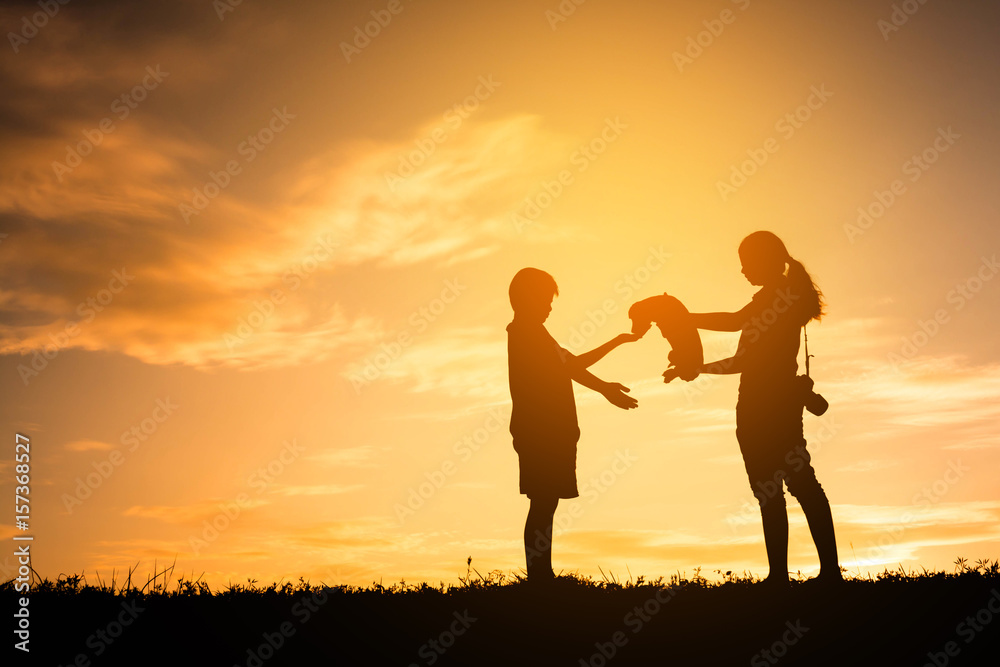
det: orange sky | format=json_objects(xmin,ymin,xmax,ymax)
[{"xmin": 1, "ymin": 0, "xmax": 999, "ymax": 588}]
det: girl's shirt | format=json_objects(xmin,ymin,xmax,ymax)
[{"xmin": 737, "ymin": 276, "xmax": 802, "ymax": 398}]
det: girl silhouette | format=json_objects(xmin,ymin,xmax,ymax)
[{"xmin": 676, "ymin": 231, "xmax": 841, "ymax": 587}]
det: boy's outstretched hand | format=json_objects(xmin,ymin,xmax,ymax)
[
  {"xmin": 614, "ymin": 332, "xmax": 644, "ymax": 344},
  {"xmin": 602, "ymin": 382, "xmax": 638, "ymax": 410}
]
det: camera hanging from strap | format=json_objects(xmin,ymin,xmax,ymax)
[{"xmin": 799, "ymin": 324, "xmax": 829, "ymax": 416}]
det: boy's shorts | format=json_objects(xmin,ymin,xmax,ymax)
[{"xmin": 513, "ymin": 439, "xmax": 579, "ymax": 499}]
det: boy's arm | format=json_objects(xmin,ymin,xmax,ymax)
[
  {"xmin": 568, "ymin": 333, "xmax": 641, "ymax": 371},
  {"xmin": 570, "ymin": 365, "xmax": 638, "ymax": 410}
]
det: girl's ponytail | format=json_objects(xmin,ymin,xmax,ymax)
[{"xmin": 786, "ymin": 256, "xmax": 825, "ymax": 324}]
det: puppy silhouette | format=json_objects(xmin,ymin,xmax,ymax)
[{"xmin": 629, "ymin": 294, "xmax": 704, "ymax": 381}]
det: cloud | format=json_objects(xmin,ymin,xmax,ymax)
[
  {"xmin": 242, "ymin": 518, "xmax": 414, "ymax": 556},
  {"xmin": 2, "ymin": 0, "xmax": 584, "ymax": 375},
  {"xmin": 123, "ymin": 499, "xmax": 267, "ymax": 524},
  {"xmin": 0, "ymin": 110, "xmax": 570, "ymax": 373},
  {"xmin": 84, "ymin": 539, "xmax": 187, "ymax": 572},
  {"xmin": 305, "ymin": 446, "xmax": 383, "ymax": 467},
  {"xmin": 832, "ymin": 501, "xmax": 1000, "ymax": 528},
  {"xmin": 557, "ymin": 528, "xmax": 768, "ymax": 576},
  {"xmin": 65, "ymin": 439, "xmax": 115, "ymax": 452},
  {"xmin": 836, "ymin": 502, "xmax": 1000, "ymax": 569},
  {"xmin": 344, "ymin": 326, "xmax": 509, "ymax": 398},
  {"xmin": 836, "ymin": 459, "xmax": 899, "ymax": 473},
  {"xmin": 270, "ymin": 484, "xmax": 364, "ymax": 496}
]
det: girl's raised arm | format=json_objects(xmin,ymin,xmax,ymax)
[{"xmin": 689, "ymin": 303, "xmax": 753, "ymax": 332}]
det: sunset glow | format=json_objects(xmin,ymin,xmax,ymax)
[{"xmin": 1, "ymin": 0, "xmax": 998, "ymax": 590}]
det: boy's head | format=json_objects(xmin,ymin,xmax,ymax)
[{"xmin": 509, "ymin": 268, "xmax": 558, "ymax": 322}]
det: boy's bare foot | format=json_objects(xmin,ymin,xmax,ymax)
[
  {"xmin": 525, "ymin": 570, "xmax": 555, "ymax": 589},
  {"xmin": 757, "ymin": 574, "xmax": 791, "ymax": 591},
  {"xmin": 803, "ymin": 570, "xmax": 844, "ymax": 588}
]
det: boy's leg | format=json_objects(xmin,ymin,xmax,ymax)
[{"xmin": 525, "ymin": 496, "xmax": 559, "ymax": 580}]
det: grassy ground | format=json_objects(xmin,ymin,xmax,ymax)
[{"xmin": 5, "ymin": 558, "xmax": 1000, "ymax": 665}]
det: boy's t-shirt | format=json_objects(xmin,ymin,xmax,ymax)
[{"xmin": 506, "ymin": 318, "xmax": 580, "ymax": 444}]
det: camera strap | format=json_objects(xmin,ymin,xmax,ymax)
[{"xmin": 803, "ymin": 325, "xmax": 813, "ymax": 378}]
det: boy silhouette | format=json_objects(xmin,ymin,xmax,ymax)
[{"xmin": 506, "ymin": 268, "xmax": 639, "ymax": 583}]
